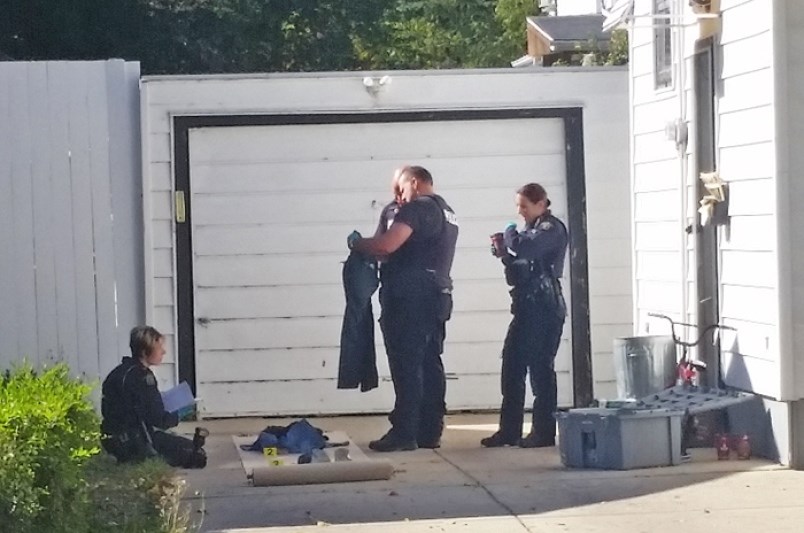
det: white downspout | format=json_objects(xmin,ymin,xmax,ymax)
[
  {"xmin": 676, "ymin": 0, "xmax": 690, "ymax": 332},
  {"xmin": 772, "ymin": 0, "xmax": 794, "ymax": 401},
  {"xmin": 628, "ymin": 16, "xmax": 639, "ymax": 335}
]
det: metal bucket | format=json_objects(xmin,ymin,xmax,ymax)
[{"xmin": 612, "ymin": 336, "xmax": 677, "ymax": 400}]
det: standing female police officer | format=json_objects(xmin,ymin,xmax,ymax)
[{"xmin": 481, "ymin": 183, "xmax": 567, "ymax": 448}]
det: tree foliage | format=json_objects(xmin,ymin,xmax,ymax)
[
  {"xmin": 356, "ymin": 0, "xmax": 518, "ymax": 70},
  {"xmin": 0, "ymin": 0, "xmax": 624, "ymax": 74}
]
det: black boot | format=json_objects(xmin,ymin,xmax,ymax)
[
  {"xmin": 519, "ymin": 432, "xmax": 555, "ymax": 448},
  {"xmin": 417, "ymin": 437, "xmax": 441, "ymax": 449},
  {"xmin": 480, "ymin": 431, "xmax": 520, "ymax": 448},
  {"xmin": 369, "ymin": 432, "xmax": 418, "ymax": 452}
]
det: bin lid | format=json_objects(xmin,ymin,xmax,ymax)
[
  {"xmin": 557, "ymin": 407, "xmax": 685, "ymax": 419},
  {"xmin": 634, "ymin": 385, "xmax": 754, "ymax": 415}
]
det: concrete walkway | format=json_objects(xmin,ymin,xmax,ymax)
[{"xmin": 178, "ymin": 414, "xmax": 804, "ymax": 532}]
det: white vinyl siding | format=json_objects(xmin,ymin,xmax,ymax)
[
  {"xmin": 716, "ymin": 0, "xmax": 778, "ymax": 396},
  {"xmin": 629, "ymin": 0, "xmax": 784, "ymax": 398},
  {"xmin": 630, "ymin": 0, "xmax": 685, "ymax": 333}
]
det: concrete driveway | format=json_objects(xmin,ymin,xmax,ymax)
[{"xmin": 178, "ymin": 413, "xmax": 804, "ymax": 532}]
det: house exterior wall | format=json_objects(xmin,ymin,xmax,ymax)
[
  {"xmin": 0, "ymin": 60, "xmax": 143, "ymax": 384},
  {"xmin": 629, "ymin": 0, "xmax": 688, "ymax": 336},
  {"xmin": 716, "ymin": 0, "xmax": 781, "ymax": 398},
  {"xmin": 141, "ymin": 68, "xmax": 631, "ymax": 399},
  {"xmin": 629, "ymin": 0, "xmax": 786, "ymax": 397},
  {"xmin": 628, "ymin": 0, "xmax": 804, "ymax": 463}
]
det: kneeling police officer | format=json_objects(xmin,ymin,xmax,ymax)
[{"xmin": 101, "ymin": 325, "xmax": 207, "ymax": 468}]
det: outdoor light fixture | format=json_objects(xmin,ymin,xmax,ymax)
[{"xmin": 362, "ymin": 75, "xmax": 392, "ymax": 96}]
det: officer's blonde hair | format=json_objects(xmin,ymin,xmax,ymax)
[{"xmin": 129, "ymin": 325, "xmax": 164, "ymax": 360}]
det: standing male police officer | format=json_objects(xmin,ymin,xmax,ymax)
[{"xmin": 349, "ymin": 166, "xmax": 459, "ymax": 451}]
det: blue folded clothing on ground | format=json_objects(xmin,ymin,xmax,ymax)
[{"xmin": 240, "ymin": 419, "xmax": 327, "ymax": 455}]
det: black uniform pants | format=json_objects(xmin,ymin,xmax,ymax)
[
  {"xmin": 380, "ymin": 287, "xmax": 447, "ymax": 443},
  {"xmin": 103, "ymin": 429, "xmax": 205, "ymax": 468},
  {"xmin": 497, "ymin": 299, "xmax": 565, "ymax": 440},
  {"xmin": 152, "ymin": 430, "xmax": 206, "ymax": 468}
]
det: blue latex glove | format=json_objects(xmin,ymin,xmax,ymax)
[
  {"xmin": 347, "ymin": 230, "xmax": 362, "ymax": 249},
  {"xmin": 505, "ymin": 222, "xmax": 517, "ymax": 232}
]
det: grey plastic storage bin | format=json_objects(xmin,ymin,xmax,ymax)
[
  {"xmin": 556, "ymin": 407, "xmax": 684, "ymax": 470},
  {"xmin": 613, "ymin": 335, "xmax": 677, "ymax": 399}
]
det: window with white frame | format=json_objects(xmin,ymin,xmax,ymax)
[{"xmin": 653, "ymin": 0, "xmax": 673, "ymax": 89}]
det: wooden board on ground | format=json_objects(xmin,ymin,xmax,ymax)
[{"xmin": 233, "ymin": 431, "xmax": 394, "ymax": 486}]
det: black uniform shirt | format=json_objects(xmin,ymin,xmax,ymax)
[
  {"xmin": 386, "ymin": 194, "xmax": 458, "ymax": 289},
  {"xmin": 101, "ymin": 357, "xmax": 178, "ymax": 436},
  {"xmin": 503, "ymin": 212, "xmax": 568, "ymax": 279}
]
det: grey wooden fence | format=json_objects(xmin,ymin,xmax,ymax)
[{"xmin": 0, "ymin": 60, "xmax": 144, "ymax": 382}]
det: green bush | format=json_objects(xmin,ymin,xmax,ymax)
[
  {"xmin": 0, "ymin": 363, "xmax": 100, "ymax": 533},
  {"xmin": 0, "ymin": 363, "xmax": 197, "ymax": 533}
]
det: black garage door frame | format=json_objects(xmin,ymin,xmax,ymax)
[{"xmin": 172, "ymin": 107, "xmax": 593, "ymax": 407}]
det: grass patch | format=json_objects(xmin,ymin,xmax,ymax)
[{"xmin": 85, "ymin": 454, "xmax": 197, "ymax": 533}]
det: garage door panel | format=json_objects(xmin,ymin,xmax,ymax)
[
  {"xmin": 446, "ymin": 188, "xmax": 567, "ymax": 220},
  {"xmin": 453, "ymin": 279, "xmax": 514, "ymax": 311},
  {"xmin": 189, "ymin": 117, "xmax": 572, "ymax": 416},
  {"xmin": 196, "ymin": 317, "xmax": 341, "ymax": 350},
  {"xmin": 447, "ymin": 372, "xmax": 574, "ymax": 410},
  {"xmin": 191, "ymin": 186, "xmax": 568, "ymax": 227},
  {"xmin": 193, "ymin": 217, "xmax": 570, "ymax": 262},
  {"xmin": 197, "ymin": 347, "xmax": 346, "ymax": 383},
  {"xmin": 191, "ymin": 160, "xmax": 394, "ymax": 195},
  {"xmin": 191, "ymin": 153, "xmax": 566, "ymax": 195},
  {"xmin": 446, "ymin": 338, "xmax": 570, "ymax": 369},
  {"xmin": 196, "ymin": 310, "xmax": 564, "ymax": 353},
  {"xmin": 444, "ymin": 373, "xmax": 577, "ymax": 411},
  {"xmin": 192, "ymin": 269, "xmax": 570, "ymax": 314},
  {"xmin": 192, "ymin": 191, "xmax": 381, "ymax": 226},
  {"xmin": 189, "ymin": 120, "xmax": 565, "ymax": 166},
  {"xmin": 195, "ymin": 254, "xmax": 345, "ymax": 287},
  {"xmin": 198, "ymin": 370, "xmax": 573, "ymax": 418},
  {"xmin": 197, "ymin": 335, "xmax": 570, "ymax": 385},
  {"xmin": 443, "ymin": 341, "xmax": 503, "ymax": 374},
  {"xmin": 197, "ymin": 379, "xmax": 390, "ymax": 417},
  {"xmin": 196, "ymin": 343, "xmax": 549, "ymax": 383},
  {"xmin": 194, "ymin": 224, "xmax": 377, "ymax": 256},
  {"xmin": 195, "ymin": 285, "xmax": 344, "ymax": 319},
  {"xmin": 430, "ymin": 156, "xmax": 566, "ymax": 190},
  {"xmin": 452, "ymin": 216, "xmax": 568, "ymax": 250},
  {"xmin": 451, "ymin": 249, "xmax": 511, "ymax": 280}
]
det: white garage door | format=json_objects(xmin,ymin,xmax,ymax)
[{"xmin": 188, "ymin": 117, "xmax": 572, "ymax": 417}]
